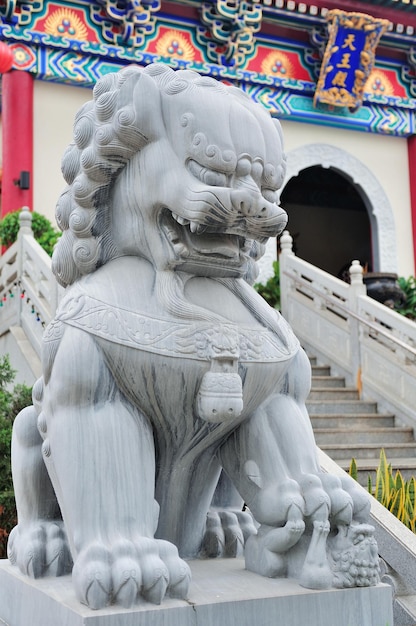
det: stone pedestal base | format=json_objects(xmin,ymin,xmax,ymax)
[{"xmin": 0, "ymin": 558, "xmax": 393, "ymax": 626}]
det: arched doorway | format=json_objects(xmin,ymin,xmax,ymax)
[
  {"xmin": 281, "ymin": 144, "xmax": 398, "ymax": 274},
  {"xmin": 281, "ymin": 165, "xmax": 372, "ymax": 278}
]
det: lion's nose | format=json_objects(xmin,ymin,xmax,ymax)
[{"xmin": 231, "ymin": 188, "xmax": 266, "ymax": 217}]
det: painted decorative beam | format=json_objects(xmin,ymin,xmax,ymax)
[{"xmin": 0, "ymin": 0, "xmax": 413, "ymax": 137}]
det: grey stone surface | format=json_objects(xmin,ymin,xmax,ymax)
[
  {"xmin": 0, "ymin": 558, "xmax": 393, "ymax": 626},
  {"xmin": 8, "ymin": 64, "xmax": 380, "ymax": 611}
]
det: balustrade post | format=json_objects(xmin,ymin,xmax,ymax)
[
  {"xmin": 17, "ymin": 207, "xmax": 33, "ymax": 324},
  {"xmin": 348, "ymin": 260, "xmax": 366, "ymax": 395},
  {"xmin": 279, "ymin": 230, "xmax": 294, "ymax": 319},
  {"xmin": 18, "ymin": 206, "xmax": 33, "ymax": 237},
  {"xmin": 17, "ymin": 206, "xmax": 33, "ymax": 267}
]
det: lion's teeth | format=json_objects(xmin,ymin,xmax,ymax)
[
  {"xmin": 172, "ymin": 213, "xmax": 190, "ymax": 226},
  {"xmin": 190, "ymin": 221, "xmax": 198, "ymax": 233}
]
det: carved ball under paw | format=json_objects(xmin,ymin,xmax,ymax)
[{"xmin": 329, "ymin": 523, "xmax": 380, "ymax": 588}]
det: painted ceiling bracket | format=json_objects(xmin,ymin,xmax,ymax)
[
  {"xmin": 405, "ymin": 47, "xmax": 416, "ymax": 97},
  {"xmin": 197, "ymin": 0, "xmax": 262, "ymax": 67},
  {"xmin": 91, "ymin": 0, "xmax": 160, "ymax": 47},
  {"xmin": 0, "ymin": 0, "xmax": 43, "ymax": 26}
]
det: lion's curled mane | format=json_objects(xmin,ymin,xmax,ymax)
[{"xmin": 52, "ymin": 63, "xmax": 285, "ymax": 287}]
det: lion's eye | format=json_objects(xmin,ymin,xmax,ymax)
[
  {"xmin": 188, "ymin": 159, "xmax": 228, "ymax": 187},
  {"xmin": 262, "ymin": 188, "xmax": 278, "ymax": 203}
]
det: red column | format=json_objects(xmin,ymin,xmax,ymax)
[
  {"xmin": 408, "ymin": 135, "xmax": 416, "ymax": 273},
  {"xmin": 1, "ymin": 70, "xmax": 33, "ymax": 218}
]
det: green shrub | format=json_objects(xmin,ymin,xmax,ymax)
[
  {"xmin": 0, "ymin": 355, "xmax": 32, "ymax": 558},
  {"xmin": 0, "ymin": 209, "xmax": 61, "ymax": 256},
  {"xmin": 350, "ymin": 449, "xmax": 416, "ymax": 533},
  {"xmin": 254, "ymin": 260, "xmax": 281, "ymax": 309},
  {"xmin": 395, "ymin": 276, "xmax": 416, "ymax": 320}
]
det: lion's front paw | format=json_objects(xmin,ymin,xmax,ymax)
[
  {"xmin": 72, "ymin": 538, "xmax": 190, "ymax": 610},
  {"xmin": 245, "ymin": 519, "xmax": 305, "ymax": 578},
  {"xmin": 7, "ymin": 521, "xmax": 72, "ymax": 578}
]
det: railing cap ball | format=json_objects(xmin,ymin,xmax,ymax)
[
  {"xmin": 18, "ymin": 206, "xmax": 33, "ymax": 235},
  {"xmin": 349, "ymin": 259, "xmax": 364, "ymax": 285},
  {"xmin": 280, "ymin": 230, "xmax": 294, "ymax": 254}
]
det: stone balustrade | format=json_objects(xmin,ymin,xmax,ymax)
[
  {"xmin": 0, "ymin": 207, "xmax": 62, "ymax": 356},
  {"xmin": 280, "ymin": 229, "xmax": 416, "ymax": 430}
]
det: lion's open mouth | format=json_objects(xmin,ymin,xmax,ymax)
[{"xmin": 160, "ymin": 209, "xmax": 254, "ymax": 275}]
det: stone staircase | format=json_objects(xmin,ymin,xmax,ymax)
[{"xmin": 308, "ymin": 357, "xmax": 416, "ymax": 486}]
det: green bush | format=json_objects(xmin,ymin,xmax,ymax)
[
  {"xmin": 254, "ymin": 260, "xmax": 281, "ymax": 309},
  {"xmin": 350, "ymin": 450, "xmax": 416, "ymax": 533},
  {"xmin": 0, "ymin": 209, "xmax": 61, "ymax": 256},
  {"xmin": 0, "ymin": 355, "xmax": 32, "ymax": 558},
  {"xmin": 395, "ymin": 276, "xmax": 416, "ymax": 320}
]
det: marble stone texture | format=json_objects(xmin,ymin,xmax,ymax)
[
  {"xmin": 8, "ymin": 63, "xmax": 381, "ymax": 611},
  {"xmin": 0, "ymin": 558, "xmax": 393, "ymax": 626}
]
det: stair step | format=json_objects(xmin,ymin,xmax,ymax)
[
  {"xmin": 338, "ymin": 456, "xmax": 416, "ymax": 473},
  {"xmin": 307, "ymin": 356, "xmax": 416, "ymax": 489},
  {"xmin": 320, "ymin": 442, "xmax": 416, "ymax": 460},
  {"xmin": 308, "ymin": 388, "xmax": 359, "ymax": 401},
  {"xmin": 315, "ymin": 427, "xmax": 414, "ymax": 445},
  {"xmin": 307, "ymin": 400, "xmax": 378, "ymax": 414},
  {"xmin": 311, "ymin": 376, "xmax": 346, "ymax": 388},
  {"xmin": 338, "ymin": 457, "xmax": 416, "ymax": 484},
  {"xmin": 311, "ymin": 413, "xmax": 395, "ymax": 429},
  {"xmin": 395, "ymin": 594, "xmax": 416, "ymax": 624},
  {"xmin": 311, "ymin": 365, "xmax": 331, "ymax": 376}
]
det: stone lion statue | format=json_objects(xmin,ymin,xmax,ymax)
[{"xmin": 8, "ymin": 64, "xmax": 379, "ymax": 610}]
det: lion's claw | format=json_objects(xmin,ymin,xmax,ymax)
[
  {"xmin": 7, "ymin": 522, "xmax": 72, "ymax": 579},
  {"xmin": 72, "ymin": 538, "xmax": 188, "ymax": 609},
  {"xmin": 201, "ymin": 509, "xmax": 257, "ymax": 558}
]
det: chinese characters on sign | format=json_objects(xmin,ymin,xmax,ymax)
[{"xmin": 314, "ymin": 11, "xmax": 390, "ymax": 111}]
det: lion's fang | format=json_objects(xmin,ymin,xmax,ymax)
[{"xmin": 172, "ymin": 213, "xmax": 190, "ymax": 226}]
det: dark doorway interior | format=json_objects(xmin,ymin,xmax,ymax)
[{"xmin": 281, "ymin": 165, "xmax": 372, "ymax": 278}]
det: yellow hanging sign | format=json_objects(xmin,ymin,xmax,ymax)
[{"xmin": 314, "ymin": 10, "xmax": 390, "ymax": 111}]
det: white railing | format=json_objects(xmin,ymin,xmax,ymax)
[
  {"xmin": 280, "ymin": 230, "xmax": 416, "ymax": 430},
  {"xmin": 0, "ymin": 207, "xmax": 61, "ymax": 357}
]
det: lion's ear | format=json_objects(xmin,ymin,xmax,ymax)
[{"xmin": 130, "ymin": 71, "xmax": 165, "ymax": 144}]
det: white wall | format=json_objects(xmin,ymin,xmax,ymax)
[
  {"xmin": 281, "ymin": 120, "xmax": 414, "ymax": 276},
  {"xmin": 33, "ymin": 80, "xmax": 92, "ymax": 224}
]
